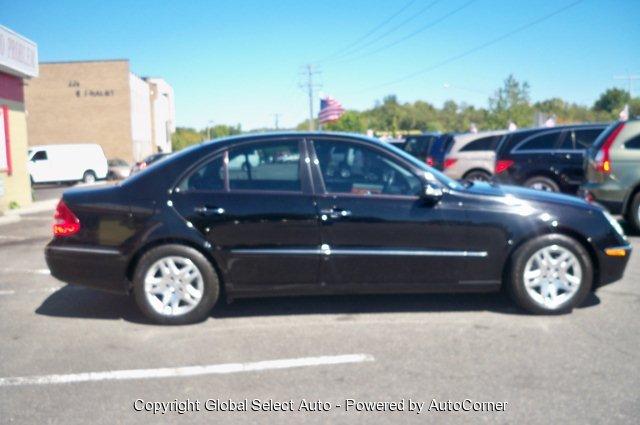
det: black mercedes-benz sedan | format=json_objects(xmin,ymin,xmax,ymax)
[{"xmin": 45, "ymin": 132, "xmax": 632, "ymax": 324}]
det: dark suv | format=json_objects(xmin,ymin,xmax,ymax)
[
  {"xmin": 493, "ymin": 124, "xmax": 607, "ymax": 193},
  {"xmin": 426, "ymin": 132, "xmax": 456, "ymax": 170},
  {"xmin": 402, "ymin": 133, "xmax": 440, "ymax": 164}
]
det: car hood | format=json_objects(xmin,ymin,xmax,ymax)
[{"xmin": 458, "ymin": 181, "xmax": 600, "ymax": 211}]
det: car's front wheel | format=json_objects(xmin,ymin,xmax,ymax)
[
  {"xmin": 133, "ymin": 244, "xmax": 220, "ymax": 324},
  {"xmin": 508, "ymin": 234, "xmax": 592, "ymax": 314}
]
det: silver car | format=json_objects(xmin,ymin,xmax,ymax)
[{"xmin": 442, "ymin": 130, "xmax": 508, "ymax": 181}]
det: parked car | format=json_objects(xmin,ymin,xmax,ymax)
[
  {"xmin": 45, "ymin": 132, "xmax": 631, "ymax": 324},
  {"xmin": 426, "ymin": 132, "xmax": 456, "ymax": 170},
  {"xmin": 130, "ymin": 152, "xmax": 170, "ymax": 174},
  {"xmin": 581, "ymin": 119, "xmax": 640, "ymax": 232},
  {"xmin": 493, "ymin": 124, "xmax": 607, "ymax": 193},
  {"xmin": 28, "ymin": 144, "xmax": 108, "ymax": 185},
  {"xmin": 442, "ymin": 130, "xmax": 508, "ymax": 181},
  {"xmin": 107, "ymin": 158, "xmax": 131, "ymax": 180},
  {"xmin": 402, "ymin": 132, "xmax": 441, "ymax": 163}
]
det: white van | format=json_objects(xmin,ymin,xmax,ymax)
[{"xmin": 28, "ymin": 144, "xmax": 108, "ymax": 184}]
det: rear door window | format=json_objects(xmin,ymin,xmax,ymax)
[
  {"xmin": 624, "ymin": 135, "xmax": 640, "ymax": 149},
  {"xmin": 228, "ymin": 140, "xmax": 301, "ymax": 192},
  {"xmin": 515, "ymin": 131, "xmax": 562, "ymax": 152},
  {"xmin": 31, "ymin": 151, "xmax": 48, "ymax": 161}
]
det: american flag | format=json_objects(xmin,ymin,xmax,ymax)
[{"xmin": 318, "ymin": 96, "xmax": 345, "ymax": 124}]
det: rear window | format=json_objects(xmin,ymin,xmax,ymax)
[
  {"xmin": 574, "ymin": 128, "xmax": 605, "ymax": 149},
  {"xmin": 430, "ymin": 135, "xmax": 454, "ymax": 156},
  {"xmin": 404, "ymin": 136, "xmax": 437, "ymax": 156},
  {"xmin": 459, "ymin": 135, "xmax": 501, "ymax": 152}
]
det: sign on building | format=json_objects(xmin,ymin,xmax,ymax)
[{"xmin": 0, "ymin": 25, "xmax": 38, "ymax": 78}]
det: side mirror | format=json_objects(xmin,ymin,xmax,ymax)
[{"xmin": 421, "ymin": 182, "xmax": 444, "ymax": 204}]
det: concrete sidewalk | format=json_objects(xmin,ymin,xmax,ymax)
[{"xmin": 0, "ymin": 199, "xmax": 58, "ymax": 226}]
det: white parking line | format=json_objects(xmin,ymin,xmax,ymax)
[
  {"xmin": 0, "ymin": 286, "xmax": 63, "ymax": 296},
  {"xmin": 0, "ymin": 268, "xmax": 50, "ymax": 275},
  {"xmin": 0, "ymin": 235, "xmax": 26, "ymax": 241},
  {"xmin": 0, "ymin": 354, "xmax": 375, "ymax": 387}
]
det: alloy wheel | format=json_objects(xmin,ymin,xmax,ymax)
[
  {"xmin": 144, "ymin": 256, "xmax": 204, "ymax": 316},
  {"xmin": 523, "ymin": 244, "xmax": 582, "ymax": 310}
]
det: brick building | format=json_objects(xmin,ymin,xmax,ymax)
[{"xmin": 24, "ymin": 59, "xmax": 174, "ymax": 163}]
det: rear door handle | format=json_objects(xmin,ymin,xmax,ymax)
[
  {"xmin": 194, "ymin": 205, "xmax": 225, "ymax": 216},
  {"xmin": 320, "ymin": 208, "xmax": 352, "ymax": 220}
]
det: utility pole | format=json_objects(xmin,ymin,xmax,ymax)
[
  {"xmin": 299, "ymin": 64, "xmax": 322, "ymax": 130},
  {"xmin": 272, "ymin": 113, "xmax": 281, "ymax": 130},
  {"xmin": 613, "ymin": 72, "xmax": 640, "ymax": 98},
  {"xmin": 206, "ymin": 120, "xmax": 214, "ymax": 140}
]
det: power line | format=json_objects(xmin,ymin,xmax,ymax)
[
  {"xmin": 299, "ymin": 64, "xmax": 322, "ymax": 130},
  {"xmin": 326, "ymin": 0, "xmax": 442, "ymax": 63},
  {"xmin": 317, "ymin": 0, "xmax": 418, "ymax": 63},
  {"xmin": 332, "ymin": 0, "xmax": 477, "ymax": 65},
  {"xmin": 356, "ymin": 0, "xmax": 585, "ymax": 93}
]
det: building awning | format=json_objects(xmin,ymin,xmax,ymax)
[{"xmin": 0, "ymin": 25, "xmax": 38, "ymax": 79}]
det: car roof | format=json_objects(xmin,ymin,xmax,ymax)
[
  {"xmin": 453, "ymin": 130, "xmax": 509, "ymax": 144},
  {"xmin": 201, "ymin": 131, "xmax": 390, "ymax": 149}
]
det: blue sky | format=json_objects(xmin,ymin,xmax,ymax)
[{"xmin": 4, "ymin": 0, "xmax": 640, "ymax": 130}]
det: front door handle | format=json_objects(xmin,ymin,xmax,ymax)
[
  {"xmin": 320, "ymin": 208, "xmax": 352, "ymax": 220},
  {"xmin": 194, "ymin": 205, "xmax": 225, "ymax": 216}
]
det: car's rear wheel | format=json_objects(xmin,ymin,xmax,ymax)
[
  {"xmin": 83, "ymin": 170, "xmax": 97, "ymax": 184},
  {"xmin": 463, "ymin": 170, "xmax": 491, "ymax": 182},
  {"xmin": 133, "ymin": 244, "xmax": 220, "ymax": 324},
  {"xmin": 508, "ymin": 234, "xmax": 592, "ymax": 314},
  {"xmin": 627, "ymin": 192, "xmax": 640, "ymax": 234},
  {"xmin": 524, "ymin": 176, "xmax": 560, "ymax": 192}
]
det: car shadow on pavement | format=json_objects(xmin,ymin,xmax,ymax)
[{"xmin": 35, "ymin": 285, "xmax": 601, "ymax": 324}]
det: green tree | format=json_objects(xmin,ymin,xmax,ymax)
[
  {"xmin": 171, "ymin": 127, "xmax": 204, "ymax": 151},
  {"xmin": 594, "ymin": 88, "xmax": 630, "ymax": 113},
  {"xmin": 325, "ymin": 111, "xmax": 366, "ymax": 133},
  {"xmin": 487, "ymin": 74, "xmax": 532, "ymax": 129}
]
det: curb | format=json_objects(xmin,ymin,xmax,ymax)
[
  {"xmin": 4, "ymin": 199, "xmax": 58, "ymax": 217},
  {"xmin": 0, "ymin": 215, "xmax": 21, "ymax": 226}
]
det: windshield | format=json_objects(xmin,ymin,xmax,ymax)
[{"xmin": 384, "ymin": 141, "xmax": 464, "ymax": 190}]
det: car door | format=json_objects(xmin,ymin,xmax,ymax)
[
  {"xmin": 171, "ymin": 137, "xmax": 321, "ymax": 294},
  {"xmin": 308, "ymin": 137, "xmax": 474, "ymax": 290}
]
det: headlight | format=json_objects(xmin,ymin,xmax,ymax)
[{"xmin": 603, "ymin": 210, "xmax": 626, "ymax": 239}]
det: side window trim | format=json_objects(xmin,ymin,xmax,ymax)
[{"xmin": 308, "ymin": 137, "xmax": 422, "ymax": 198}]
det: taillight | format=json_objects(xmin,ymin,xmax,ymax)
[
  {"xmin": 425, "ymin": 156, "xmax": 434, "ymax": 167},
  {"xmin": 595, "ymin": 123, "xmax": 625, "ymax": 174},
  {"xmin": 53, "ymin": 200, "xmax": 80, "ymax": 237},
  {"xmin": 443, "ymin": 158, "xmax": 457, "ymax": 169},
  {"xmin": 495, "ymin": 159, "xmax": 514, "ymax": 174}
]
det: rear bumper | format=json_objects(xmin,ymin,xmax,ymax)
[
  {"xmin": 596, "ymin": 244, "xmax": 633, "ymax": 287},
  {"xmin": 45, "ymin": 242, "xmax": 130, "ymax": 294},
  {"xmin": 580, "ymin": 183, "xmax": 626, "ymax": 215}
]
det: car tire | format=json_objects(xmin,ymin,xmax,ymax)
[
  {"xmin": 463, "ymin": 170, "xmax": 491, "ymax": 182},
  {"xmin": 83, "ymin": 170, "xmax": 97, "ymax": 184},
  {"xmin": 524, "ymin": 176, "xmax": 560, "ymax": 192},
  {"xmin": 133, "ymin": 244, "xmax": 220, "ymax": 325},
  {"xmin": 624, "ymin": 192, "xmax": 640, "ymax": 234},
  {"xmin": 507, "ymin": 234, "xmax": 593, "ymax": 315}
]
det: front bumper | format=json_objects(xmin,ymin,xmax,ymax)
[
  {"xmin": 45, "ymin": 242, "xmax": 130, "ymax": 294},
  {"xmin": 596, "ymin": 244, "xmax": 633, "ymax": 287}
]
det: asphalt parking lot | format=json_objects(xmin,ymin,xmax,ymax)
[{"xmin": 1, "ymin": 206, "xmax": 639, "ymax": 424}]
